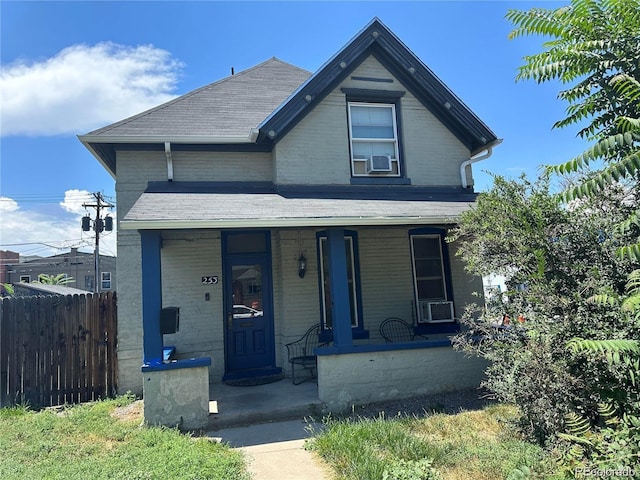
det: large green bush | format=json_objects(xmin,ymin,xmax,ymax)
[{"xmin": 451, "ymin": 174, "xmax": 640, "ymax": 447}]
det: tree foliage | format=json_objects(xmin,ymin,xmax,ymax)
[
  {"xmin": 1, "ymin": 283, "xmax": 14, "ymax": 297},
  {"xmin": 507, "ymin": 0, "xmax": 640, "ymax": 258},
  {"xmin": 33, "ymin": 273, "xmax": 75, "ymax": 286},
  {"xmin": 451, "ymin": 0, "xmax": 640, "ymax": 466},
  {"xmin": 450, "ymin": 174, "xmax": 640, "ymax": 445}
]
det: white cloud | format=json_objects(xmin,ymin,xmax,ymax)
[
  {"xmin": 0, "ymin": 192, "xmax": 116, "ymax": 258},
  {"xmin": 60, "ymin": 189, "xmax": 95, "ymax": 215},
  {"xmin": 0, "ymin": 42, "xmax": 182, "ymax": 136},
  {"xmin": 0, "ymin": 197, "xmax": 19, "ymax": 212}
]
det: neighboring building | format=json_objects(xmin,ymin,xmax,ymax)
[
  {"xmin": 12, "ymin": 282, "xmax": 92, "ymax": 297},
  {"xmin": 0, "ymin": 250, "xmax": 20, "ymax": 295},
  {"xmin": 9, "ymin": 248, "xmax": 116, "ymax": 292},
  {"xmin": 80, "ymin": 18, "xmax": 501, "ymax": 426}
]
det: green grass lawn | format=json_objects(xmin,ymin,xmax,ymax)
[
  {"xmin": 310, "ymin": 404, "xmax": 565, "ymax": 480},
  {"xmin": 0, "ymin": 395, "xmax": 248, "ymax": 480}
]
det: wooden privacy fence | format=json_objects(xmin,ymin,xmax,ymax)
[{"xmin": 0, "ymin": 292, "xmax": 117, "ymax": 408}]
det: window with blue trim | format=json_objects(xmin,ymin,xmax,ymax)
[
  {"xmin": 409, "ymin": 228, "xmax": 456, "ymax": 325},
  {"xmin": 348, "ymin": 102, "xmax": 400, "ymax": 177},
  {"xmin": 317, "ymin": 231, "xmax": 366, "ymax": 336},
  {"xmin": 342, "ymin": 88, "xmax": 406, "ymax": 183}
]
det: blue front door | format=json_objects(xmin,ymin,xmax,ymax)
[{"xmin": 222, "ymin": 232, "xmax": 279, "ymax": 380}]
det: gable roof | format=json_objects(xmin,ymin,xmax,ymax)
[
  {"xmin": 258, "ymin": 18, "xmax": 497, "ymax": 154},
  {"xmin": 80, "ymin": 18, "xmax": 498, "ymax": 178}
]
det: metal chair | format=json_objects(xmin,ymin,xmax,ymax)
[
  {"xmin": 285, "ymin": 324, "xmax": 325, "ymax": 385},
  {"xmin": 379, "ymin": 317, "xmax": 428, "ymax": 343}
]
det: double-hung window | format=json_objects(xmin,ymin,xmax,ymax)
[
  {"xmin": 410, "ymin": 228, "xmax": 455, "ymax": 325},
  {"xmin": 101, "ymin": 271, "xmax": 111, "ymax": 290},
  {"xmin": 348, "ymin": 102, "xmax": 400, "ymax": 177}
]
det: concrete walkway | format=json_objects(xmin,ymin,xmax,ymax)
[{"xmin": 209, "ymin": 419, "xmax": 333, "ymax": 480}]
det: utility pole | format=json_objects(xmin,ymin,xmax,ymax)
[{"xmin": 82, "ymin": 193, "xmax": 114, "ymax": 293}]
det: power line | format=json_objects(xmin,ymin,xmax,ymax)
[
  {"xmin": 0, "ymin": 240, "xmax": 86, "ymax": 247},
  {"xmin": 1, "ymin": 192, "xmax": 115, "ymax": 205}
]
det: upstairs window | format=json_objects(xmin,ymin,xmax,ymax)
[{"xmin": 348, "ymin": 102, "xmax": 400, "ymax": 177}]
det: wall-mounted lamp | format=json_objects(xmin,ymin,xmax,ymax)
[{"xmin": 298, "ymin": 254, "xmax": 307, "ymax": 279}]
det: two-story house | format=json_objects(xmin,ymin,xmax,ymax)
[{"xmin": 80, "ymin": 18, "xmax": 500, "ymax": 429}]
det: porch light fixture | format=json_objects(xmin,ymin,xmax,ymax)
[{"xmin": 298, "ymin": 254, "xmax": 307, "ymax": 279}]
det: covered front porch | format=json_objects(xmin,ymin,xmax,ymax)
[{"xmin": 124, "ymin": 184, "xmax": 485, "ymax": 429}]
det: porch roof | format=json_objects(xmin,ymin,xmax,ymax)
[{"xmin": 121, "ymin": 182, "xmax": 476, "ymax": 230}]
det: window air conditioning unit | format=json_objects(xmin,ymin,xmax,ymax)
[
  {"xmin": 419, "ymin": 301, "xmax": 455, "ymax": 323},
  {"xmin": 366, "ymin": 155, "xmax": 392, "ymax": 173}
]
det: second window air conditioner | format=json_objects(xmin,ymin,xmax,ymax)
[
  {"xmin": 418, "ymin": 301, "xmax": 455, "ymax": 323},
  {"xmin": 366, "ymin": 155, "xmax": 392, "ymax": 173}
]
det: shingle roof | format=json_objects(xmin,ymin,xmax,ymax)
[
  {"xmin": 86, "ymin": 58, "xmax": 312, "ymax": 138},
  {"xmin": 121, "ymin": 183, "xmax": 474, "ymax": 230},
  {"xmin": 122, "ymin": 192, "xmax": 473, "ymax": 229},
  {"xmin": 80, "ymin": 18, "xmax": 499, "ymax": 179}
]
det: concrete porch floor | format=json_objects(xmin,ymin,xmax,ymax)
[{"xmin": 206, "ymin": 379, "xmax": 324, "ymax": 430}]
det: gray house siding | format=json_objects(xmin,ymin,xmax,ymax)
[{"xmin": 273, "ymin": 56, "xmax": 471, "ymax": 187}]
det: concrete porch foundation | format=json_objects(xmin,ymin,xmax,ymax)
[
  {"xmin": 142, "ymin": 359, "xmax": 211, "ymax": 430},
  {"xmin": 317, "ymin": 343, "xmax": 487, "ymax": 412}
]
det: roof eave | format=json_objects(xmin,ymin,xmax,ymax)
[
  {"xmin": 120, "ymin": 215, "xmax": 461, "ymax": 230},
  {"xmin": 78, "ymin": 134, "xmax": 257, "ymax": 145},
  {"xmin": 257, "ymin": 18, "xmax": 498, "ymax": 152},
  {"xmin": 79, "ymin": 130, "xmax": 261, "ymax": 178},
  {"xmin": 79, "ymin": 137, "xmax": 116, "ymax": 179}
]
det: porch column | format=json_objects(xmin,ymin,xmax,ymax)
[
  {"xmin": 326, "ymin": 227, "xmax": 353, "ymax": 347},
  {"xmin": 140, "ymin": 230, "xmax": 163, "ymax": 366}
]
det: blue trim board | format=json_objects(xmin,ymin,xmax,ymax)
[
  {"xmin": 140, "ymin": 230, "xmax": 163, "ymax": 366},
  {"xmin": 316, "ymin": 229, "xmax": 368, "ymax": 343},
  {"xmin": 144, "ymin": 181, "xmax": 477, "ymax": 202},
  {"xmin": 142, "ymin": 357, "xmax": 211, "ymax": 372},
  {"xmin": 326, "ymin": 228, "xmax": 353, "ymax": 348},
  {"xmin": 349, "ymin": 177, "xmax": 412, "ymax": 186}
]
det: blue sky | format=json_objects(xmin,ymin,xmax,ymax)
[{"xmin": 1, "ymin": 0, "xmax": 585, "ymax": 258}]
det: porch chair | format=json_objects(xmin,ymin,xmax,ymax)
[
  {"xmin": 379, "ymin": 317, "xmax": 428, "ymax": 343},
  {"xmin": 285, "ymin": 324, "xmax": 325, "ymax": 385}
]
